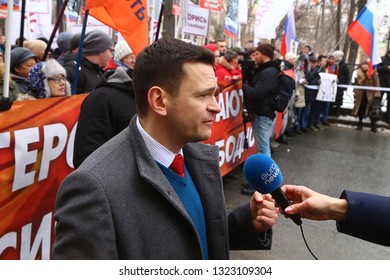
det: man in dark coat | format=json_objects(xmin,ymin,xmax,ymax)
[
  {"xmin": 332, "ymin": 50, "xmax": 350, "ymax": 116},
  {"xmin": 64, "ymin": 30, "xmax": 113, "ymax": 94},
  {"xmin": 73, "ymin": 67, "xmax": 136, "ymax": 168},
  {"xmin": 377, "ymin": 49, "xmax": 390, "ymax": 123}
]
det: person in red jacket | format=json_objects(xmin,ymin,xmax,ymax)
[{"xmin": 215, "ymin": 49, "xmax": 242, "ymax": 89}]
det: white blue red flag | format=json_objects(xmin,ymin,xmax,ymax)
[
  {"xmin": 347, "ymin": 0, "xmax": 381, "ymax": 78},
  {"xmin": 280, "ymin": 7, "xmax": 296, "ymax": 57}
]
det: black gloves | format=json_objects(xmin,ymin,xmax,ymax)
[{"xmin": 0, "ymin": 96, "xmax": 13, "ymax": 112}]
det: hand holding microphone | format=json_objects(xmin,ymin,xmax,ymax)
[{"xmin": 244, "ymin": 154, "xmax": 302, "ymax": 225}]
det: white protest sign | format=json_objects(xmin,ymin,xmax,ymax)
[
  {"xmin": 182, "ymin": 5, "xmax": 209, "ymax": 37},
  {"xmin": 316, "ymin": 73, "xmax": 338, "ymax": 102}
]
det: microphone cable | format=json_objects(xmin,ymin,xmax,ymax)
[{"xmin": 299, "ymin": 224, "xmax": 318, "ymax": 260}]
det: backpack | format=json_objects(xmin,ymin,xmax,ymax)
[{"xmin": 273, "ymin": 69, "xmax": 296, "ymax": 113}]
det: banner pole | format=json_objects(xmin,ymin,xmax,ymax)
[
  {"xmin": 3, "ymin": 0, "xmax": 14, "ymax": 98},
  {"xmin": 42, "ymin": 0, "xmax": 70, "ymax": 61},
  {"xmin": 155, "ymin": 0, "xmax": 165, "ymax": 41},
  {"xmin": 19, "ymin": 0, "xmax": 26, "ymax": 46},
  {"xmin": 71, "ymin": 9, "xmax": 89, "ymax": 95}
]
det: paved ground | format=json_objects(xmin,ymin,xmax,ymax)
[{"xmin": 223, "ymin": 121, "xmax": 390, "ymax": 260}]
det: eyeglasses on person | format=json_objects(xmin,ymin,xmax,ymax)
[{"xmin": 47, "ymin": 76, "xmax": 66, "ymax": 84}]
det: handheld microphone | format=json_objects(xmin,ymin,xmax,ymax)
[{"xmin": 244, "ymin": 154, "xmax": 302, "ymax": 225}]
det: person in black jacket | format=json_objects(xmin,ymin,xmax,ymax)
[
  {"xmin": 332, "ymin": 50, "xmax": 350, "ymax": 117},
  {"xmin": 64, "ymin": 30, "xmax": 114, "ymax": 94},
  {"xmin": 377, "ymin": 49, "xmax": 390, "ymax": 123},
  {"xmin": 243, "ymin": 43, "xmax": 279, "ymax": 158},
  {"xmin": 241, "ymin": 44, "xmax": 279, "ymax": 195},
  {"xmin": 73, "ymin": 67, "xmax": 136, "ymax": 168}
]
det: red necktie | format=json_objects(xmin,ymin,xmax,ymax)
[{"xmin": 170, "ymin": 154, "xmax": 185, "ymax": 177}]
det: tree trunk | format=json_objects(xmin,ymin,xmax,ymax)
[
  {"xmin": 335, "ymin": 0, "xmax": 342, "ymax": 50},
  {"xmin": 162, "ymin": 0, "xmax": 175, "ymax": 38}
]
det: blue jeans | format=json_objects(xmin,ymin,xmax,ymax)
[
  {"xmin": 301, "ymin": 101, "xmax": 312, "ymax": 129},
  {"xmin": 294, "ymin": 107, "xmax": 303, "ymax": 131},
  {"xmin": 252, "ymin": 115, "xmax": 273, "ymax": 157},
  {"xmin": 321, "ymin": 102, "xmax": 330, "ymax": 123}
]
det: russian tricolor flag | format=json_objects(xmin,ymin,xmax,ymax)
[
  {"xmin": 280, "ymin": 8, "xmax": 296, "ymax": 58},
  {"xmin": 347, "ymin": 0, "xmax": 381, "ymax": 78}
]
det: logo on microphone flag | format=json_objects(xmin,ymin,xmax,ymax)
[
  {"xmin": 85, "ymin": 0, "xmax": 149, "ymax": 55},
  {"xmin": 280, "ymin": 7, "xmax": 296, "ymax": 58},
  {"xmin": 347, "ymin": 0, "xmax": 381, "ymax": 78}
]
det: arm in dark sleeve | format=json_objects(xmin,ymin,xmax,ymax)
[
  {"xmin": 377, "ymin": 63, "xmax": 390, "ymax": 75},
  {"xmin": 243, "ymin": 69, "xmax": 278, "ymax": 104},
  {"xmin": 227, "ymin": 204, "xmax": 272, "ymax": 250},
  {"xmin": 336, "ymin": 190, "xmax": 390, "ymax": 246},
  {"xmin": 73, "ymin": 92, "xmax": 113, "ymax": 168}
]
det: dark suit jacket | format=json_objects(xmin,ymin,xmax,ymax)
[
  {"xmin": 336, "ymin": 190, "xmax": 390, "ymax": 246},
  {"xmin": 53, "ymin": 116, "xmax": 272, "ymax": 259}
]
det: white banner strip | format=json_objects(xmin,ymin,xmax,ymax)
[{"xmin": 305, "ymin": 84, "xmax": 390, "ymax": 92}]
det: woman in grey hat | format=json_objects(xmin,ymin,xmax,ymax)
[{"xmin": 10, "ymin": 47, "xmax": 37, "ymax": 94}]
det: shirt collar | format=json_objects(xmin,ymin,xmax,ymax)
[{"xmin": 136, "ymin": 116, "xmax": 183, "ymax": 168}]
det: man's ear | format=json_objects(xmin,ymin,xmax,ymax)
[
  {"xmin": 147, "ymin": 86, "xmax": 168, "ymax": 116},
  {"xmin": 14, "ymin": 66, "xmax": 21, "ymax": 75}
]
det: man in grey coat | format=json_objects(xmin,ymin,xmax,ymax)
[{"xmin": 53, "ymin": 38, "xmax": 278, "ymax": 260}]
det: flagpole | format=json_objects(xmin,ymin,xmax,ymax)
[
  {"xmin": 19, "ymin": 0, "xmax": 26, "ymax": 46},
  {"xmin": 3, "ymin": 0, "xmax": 14, "ymax": 98},
  {"xmin": 71, "ymin": 9, "xmax": 89, "ymax": 95},
  {"xmin": 42, "ymin": 0, "xmax": 70, "ymax": 61}
]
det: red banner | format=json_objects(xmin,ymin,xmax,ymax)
[
  {"xmin": 0, "ymin": 95, "xmax": 87, "ymax": 260},
  {"xmin": 204, "ymin": 82, "xmax": 256, "ymax": 176}
]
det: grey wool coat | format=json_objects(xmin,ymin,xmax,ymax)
[{"xmin": 53, "ymin": 116, "xmax": 272, "ymax": 259}]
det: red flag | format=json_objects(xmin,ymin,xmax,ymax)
[{"xmin": 85, "ymin": 0, "xmax": 149, "ymax": 55}]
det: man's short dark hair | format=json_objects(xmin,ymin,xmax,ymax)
[
  {"xmin": 133, "ymin": 38, "xmax": 215, "ymax": 117},
  {"xmin": 318, "ymin": 54, "xmax": 327, "ymax": 61}
]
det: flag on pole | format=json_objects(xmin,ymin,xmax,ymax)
[
  {"xmin": 347, "ymin": 0, "xmax": 381, "ymax": 78},
  {"xmin": 280, "ymin": 7, "xmax": 296, "ymax": 58},
  {"xmin": 85, "ymin": 0, "xmax": 149, "ymax": 55}
]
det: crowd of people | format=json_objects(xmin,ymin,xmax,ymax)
[{"xmin": 1, "ymin": 31, "xmax": 390, "ymax": 187}]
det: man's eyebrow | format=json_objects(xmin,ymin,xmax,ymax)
[{"xmin": 194, "ymin": 86, "xmax": 219, "ymax": 96}]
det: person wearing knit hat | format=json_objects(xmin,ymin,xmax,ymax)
[
  {"xmin": 83, "ymin": 29, "xmax": 114, "ymax": 56},
  {"xmin": 215, "ymin": 49, "xmax": 242, "ymax": 88},
  {"xmin": 256, "ymin": 43, "xmax": 275, "ymax": 59},
  {"xmin": 23, "ymin": 40, "xmax": 48, "ymax": 62},
  {"xmin": 114, "ymin": 40, "xmax": 136, "ymax": 69},
  {"xmin": 63, "ymin": 30, "xmax": 114, "ymax": 94},
  {"xmin": 284, "ymin": 52, "xmax": 297, "ymax": 63},
  {"xmin": 10, "ymin": 47, "xmax": 37, "ymax": 93},
  {"xmin": 57, "ymin": 32, "xmax": 73, "ymax": 53},
  {"xmin": 69, "ymin": 33, "xmax": 81, "ymax": 52},
  {"xmin": 204, "ymin": 43, "xmax": 220, "ymax": 67},
  {"xmin": 57, "ymin": 33, "xmax": 80, "ymax": 66},
  {"xmin": 28, "ymin": 59, "xmax": 71, "ymax": 98},
  {"xmin": 331, "ymin": 49, "xmax": 349, "ymax": 117}
]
